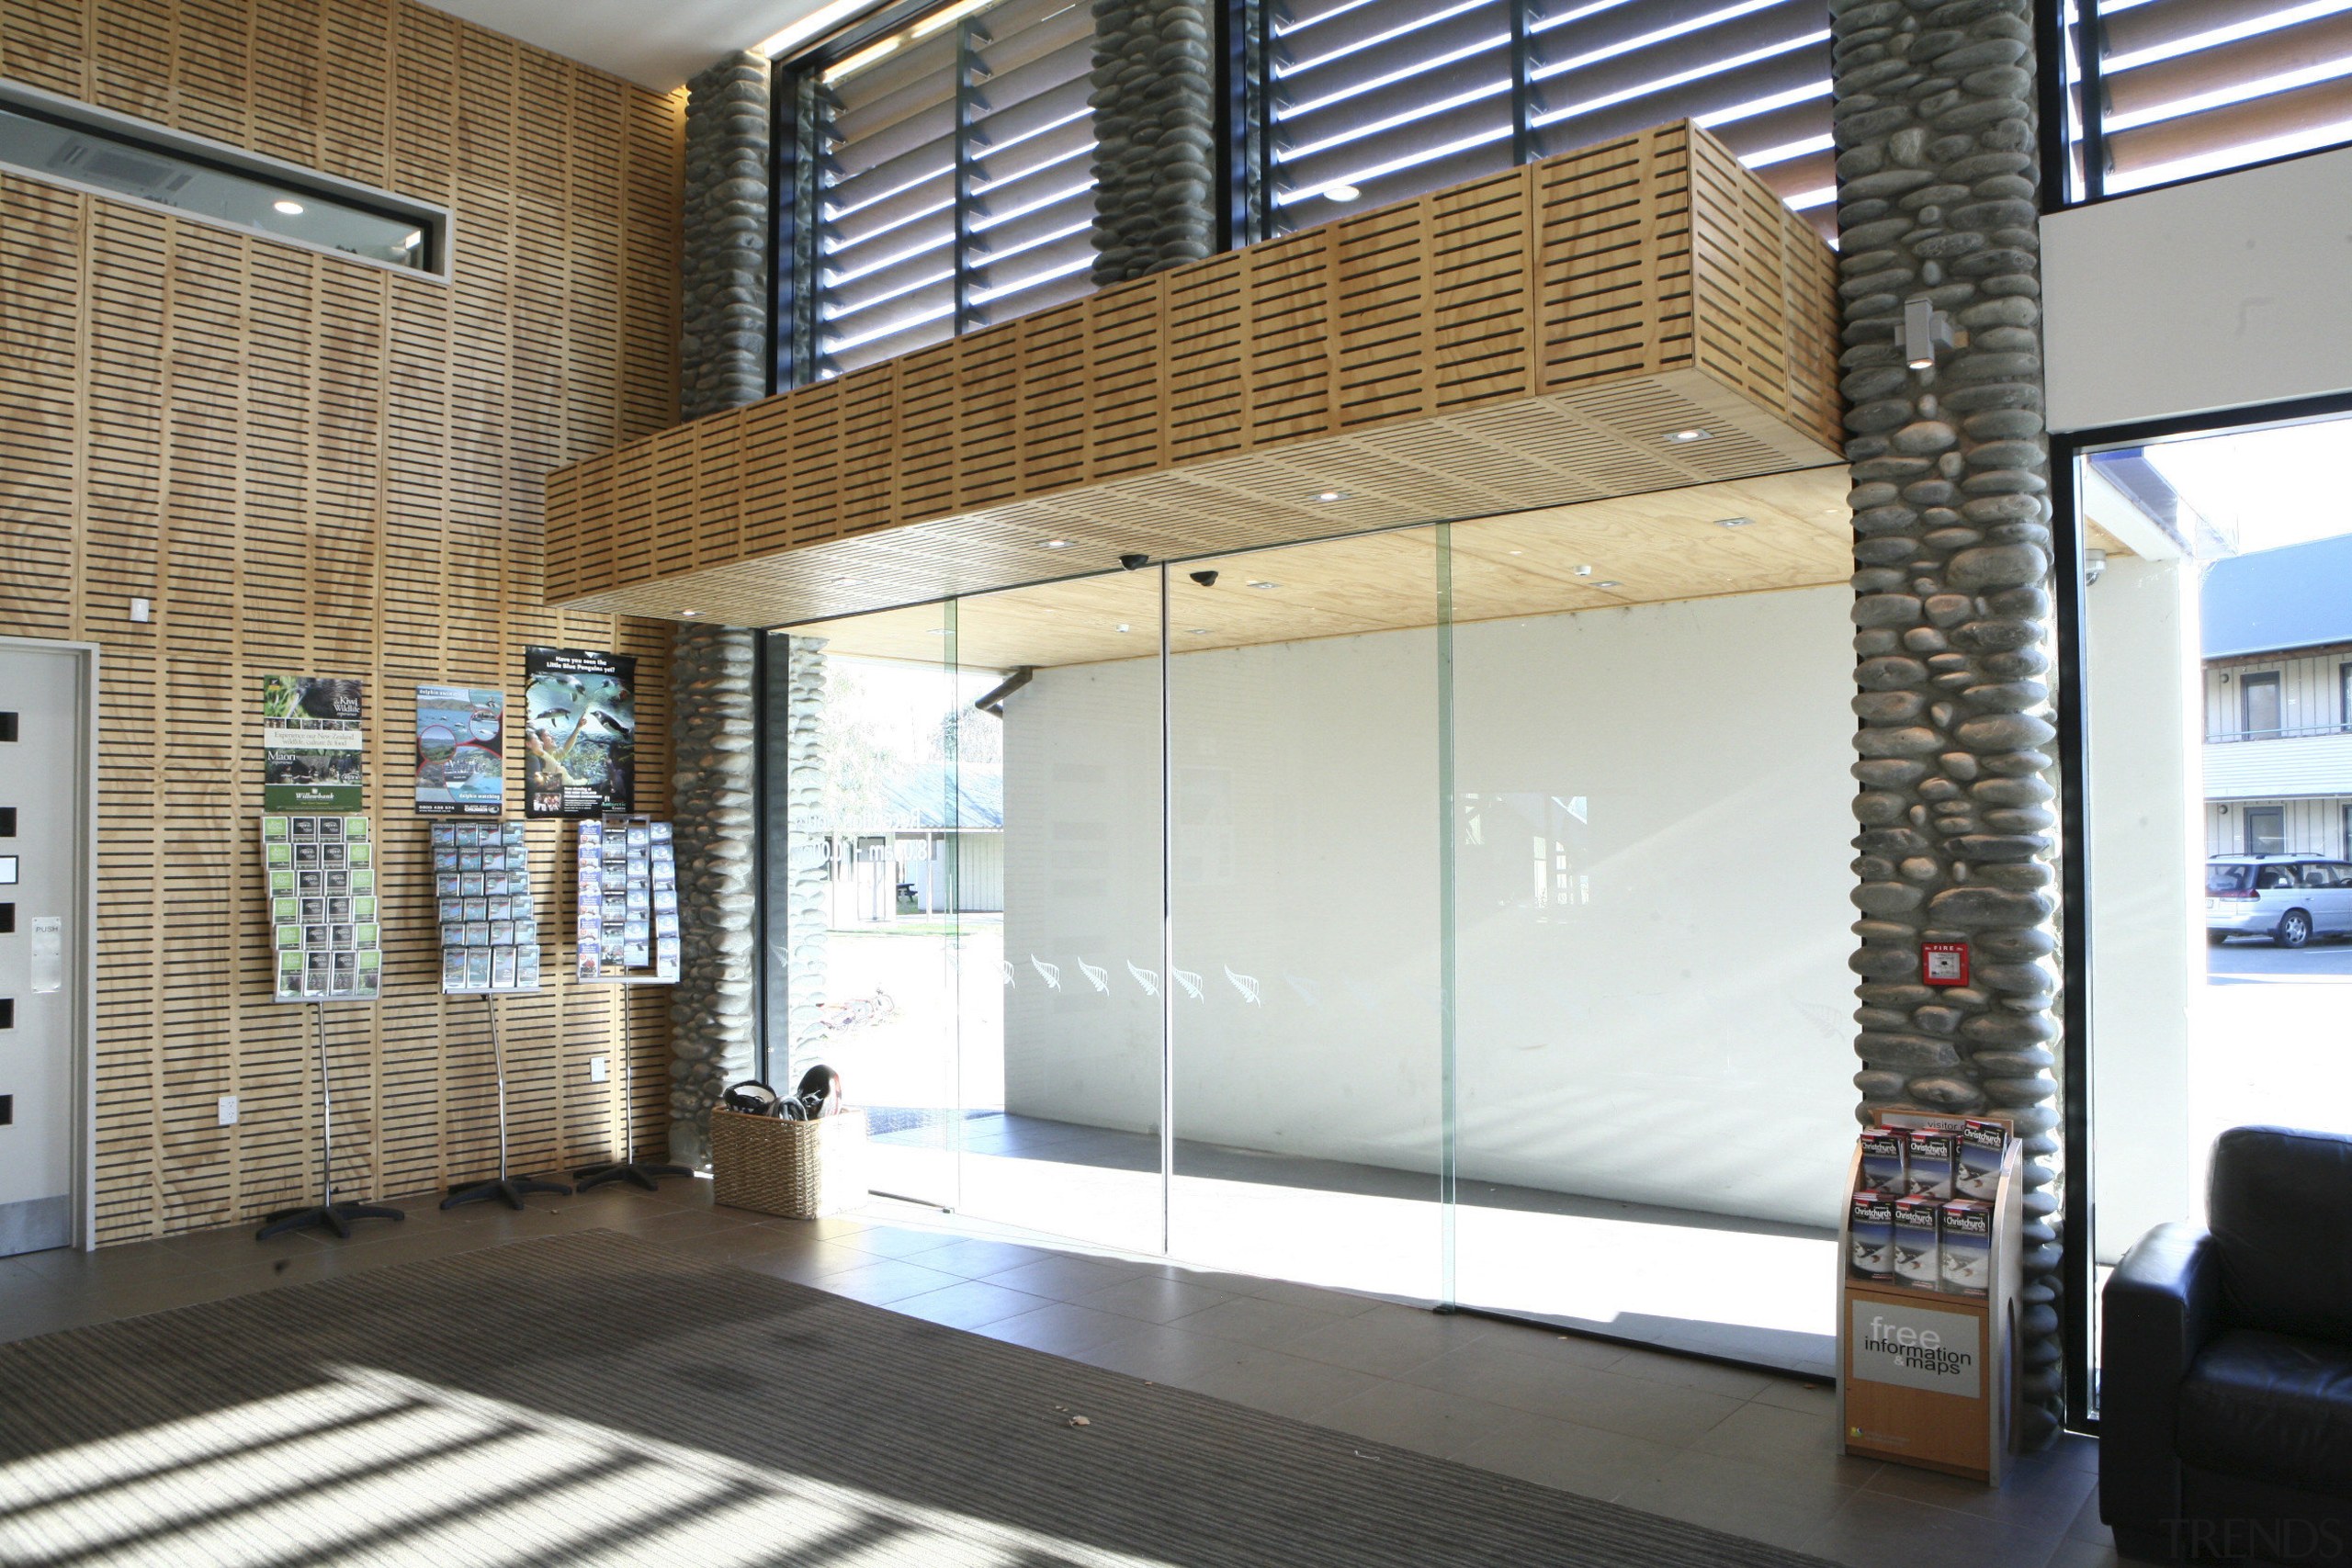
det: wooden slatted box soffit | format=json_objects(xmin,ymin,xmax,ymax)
[{"xmin": 546, "ymin": 121, "xmax": 1841, "ymax": 628}]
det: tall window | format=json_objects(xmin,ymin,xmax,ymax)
[
  {"xmin": 2241, "ymin": 670, "xmax": 2281, "ymax": 736},
  {"xmin": 2061, "ymin": 0, "xmax": 2352, "ymax": 201},
  {"xmin": 1253, "ymin": 0, "xmax": 1836, "ymax": 235},
  {"xmin": 797, "ymin": 0, "xmax": 1097, "ymax": 377}
]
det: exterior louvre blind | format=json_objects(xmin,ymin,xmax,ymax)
[
  {"xmin": 812, "ymin": 0, "xmax": 1098, "ymax": 377},
  {"xmin": 1265, "ymin": 0, "xmax": 1834, "ymax": 234},
  {"xmin": 2087, "ymin": 0, "xmax": 2352, "ymax": 195}
]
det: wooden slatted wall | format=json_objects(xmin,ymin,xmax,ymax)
[
  {"xmin": 545, "ymin": 121, "xmax": 1841, "ymax": 627},
  {"xmin": 0, "ymin": 0, "xmax": 684, "ymax": 1243}
]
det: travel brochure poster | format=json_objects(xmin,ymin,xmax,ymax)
[
  {"xmin": 414, "ymin": 685, "xmax": 505, "ymax": 816},
  {"xmin": 524, "ymin": 647, "xmax": 636, "ymax": 818},
  {"xmin": 261, "ymin": 676, "xmax": 365, "ymax": 811}
]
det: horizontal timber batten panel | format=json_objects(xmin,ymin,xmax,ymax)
[{"xmin": 546, "ymin": 121, "xmax": 1841, "ymax": 626}]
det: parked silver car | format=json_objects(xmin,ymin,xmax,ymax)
[{"xmin": 2207, "ymin": 855, "xmax": 2352, "ymax": 947}]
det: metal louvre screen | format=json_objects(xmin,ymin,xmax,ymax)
[
  {"xmin": 1266, "ymin": 0, "xmax": 1835, "ymax": 233},
  {"xmin": 811, "ymin": 0, "xmax": 1098, "ymax": 378},
  {"xmin": 2089, "ymin": 0, "xmax": 2352, "ymax": 194}
]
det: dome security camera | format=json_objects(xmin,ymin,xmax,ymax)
[
  {"xmin": 1190, "ymin": 570, "xmax": 1219, "ymax": 588},
  {"xmin": 1120, "ymin": 553, "xmax": 1149, "ymax": 570}
]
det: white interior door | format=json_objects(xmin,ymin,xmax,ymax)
[{"xmin": 0, "ymin": 641, "xmax": 90, "ymax": 1256}]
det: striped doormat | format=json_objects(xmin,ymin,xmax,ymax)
[{"xmin": 0, "ymin": 1230, "xmax": 1838, "ymax": 1566}]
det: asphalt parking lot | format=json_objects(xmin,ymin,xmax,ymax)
[{"xmin": 2207, "ymin": 937, "xmax": 2352, "ymax": 983}]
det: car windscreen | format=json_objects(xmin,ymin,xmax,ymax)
[{"xmin": 2209, "ymin": 863, "xmax": 2255, "ymax": 893}]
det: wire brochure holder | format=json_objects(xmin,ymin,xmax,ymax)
[{"xmin": 571, "ymin": 814, "xmax": 690, "ymax": 1191}]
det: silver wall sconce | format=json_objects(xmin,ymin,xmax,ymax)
[{"xmin": 1903, "ymin": 294, "xmax": 1957, "ymax": 370}]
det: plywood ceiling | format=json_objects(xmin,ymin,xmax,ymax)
[{"xmin": 791, "ymin": 468, "xmax": 1861, "ymax": 669}]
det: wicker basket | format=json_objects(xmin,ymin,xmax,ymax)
[{"xmin": 710, "ymin": 1107, "xmax": 867, "ymax": 1220}]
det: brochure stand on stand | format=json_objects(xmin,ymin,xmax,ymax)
[
  {"xmin": 258, "ymin": 1001, "xmax": 406, "ymax": 1240},
  {"xmin": 443, "ymin": 994, "xmax": 574, "ymax": 1211},
  {"xmin": 573, "ymin": 977, "xmax": 691, "ymax": 1191},
  {"xmin": 569, "ymin": 813, "xmax": 687, "ymax": 1192},
  {"xmin": 257, "ymin": 811, "xmax": 401, "ymax": 1243}
]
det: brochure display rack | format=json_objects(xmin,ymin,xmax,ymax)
[
  {"xmin": 432, "ymin": 818, "xmax": 571, "ymax": 1209},
  {"xmin": 256, "ymin": 813, "xmax": 403, "ymax": 1242},
  {"xmin": 1838, "ymin": 1110, "xmax": 2026, "ymax": 1483},
  {"xmin": 571, "ymin": 816, "xmax": 690, "ymax": 1192}
]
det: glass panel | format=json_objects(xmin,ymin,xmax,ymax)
[
  {"xmin": 1447, "ymin": 477, "xmax": 1854, "ymax": 1375},
  {"xmin": 812, "ymin": 611, "xmax": 975, "ymax": 1208},
  {"xmin": 2080, "ymin": 412, "xmax": 2352, "ymax": 1416},
  {"xmin": 1165, "ymin": 535, "xmax": 1448, "ymax": 1302},
  {"xmin": 954, "ymin": 570, "xmax": 1168, "ymax": 1256}
]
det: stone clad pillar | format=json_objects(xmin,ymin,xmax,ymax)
[
  {"xmin": 668, "ymin": 625, "xmax": 759, "ymax": 1164},
  {"xmin": 669, "ymin": 52, "xmax": 773, "ymax": 1159},
  {"xmin": 1830, "ymin": 0, "xmax": 2064, "ymax": 1445},
  {"xmin": 1088, "ymin": 0, "xmax": 1217, "ymax": 284},
  {"xmin": 683, "ymin": 51, "xmax": 771, "ymax": 420}
]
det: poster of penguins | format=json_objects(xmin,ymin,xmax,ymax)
[{"xmin": 524, "ymin": 646, "xmax": 638, "ymax": 818}]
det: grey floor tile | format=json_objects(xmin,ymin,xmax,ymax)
[
  {"xmin": 2065, "ymin": 1487, "xmax": 2114, "ymax": 1545},
  {"xmin": 978, "ymin": 1301, "xmax": 1140, "ymax": 1358},
  {"xmin": 1072, "ymin": 1323, "xmax": 1249, "ymax": 1386},
  {"xmin": 1169, "ymin": 1292, "xmax": 1348, "ymax": 1348},
  {"xmin": 1615, "ymin": 1448, "xmax": 1868, "ymax": 1551},
  {"xmin": 1748, "ymin": 1375, "xmax": 1841, "ymax": 1416},
  {"xmin": 2043, "ymin": 1540, "xmax": 2122, "ymax": 1568},
  {"xmin": 888, "ymin": 1279, "xmax": 1056, "ymax": 1331},
  {"xmin": 1274, "ymin": 1303, "xmax": 1495, "ymax": 1377},
  {"xmin": 732, "ymin": 1237, "xmax": 899, "ymax": 1284},
  {"xmin": 1072, "ymin": 1273, "xmax": 1237, "ymax": 1325},
  {"xmin": 980, "ymin": 1254, "xmax": 1152, "ymax": 1301},
  {"xmin": 1309, "ymin": 1378, "xmax": 1527, "ymax": 1462},
  {"xmin": 1603, "ymin": 1346, "xmax": 1778, "ymax": 1402},
  {"xmin": 1178, "ymin": 1344, "xmax": 1385, "ymax": 1422},
  {"xmin": 1448, "ymin": 1409, "xmax": 1679, "ymax": 1503},
  {"xmin": 805, "ymin": 1258, "xmax": 967, "ymax": 1306},
  {"xmin": 1806, "ymin": 1484, "xmax": 2067, "ymax": 1568},
  {"xmin": 906, "ymin": 1237, "xmax": 1060, "ymax": 1280},
  {"xmin": 830, "ymin": 1223, "xmax": 965, "ymax": 1260},
  {"xmin": 1685, "ymin": 1397, "xmax": 1879, "ymax": 1484},
  {"xmin": 1864, "ymin": 1445, "xmax": 2099, "ymax": 1535}
]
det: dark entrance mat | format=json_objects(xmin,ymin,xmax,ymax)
[{"xmin": 0, "ymin": 1230, "xmax": 1838, "ymax": 1565}]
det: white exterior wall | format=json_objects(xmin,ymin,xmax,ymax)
[
  {"xmin": 2043, "ymin": 144, "xmax": 2352, "ymax": 432},
  {"xmin": 1000, "ymin": 584, "xmax": 1860, "ymax": 1229},
  {"xmin": 2203, "ymin": 649, "xmax": 2352, "ymax": 741},
  {"xmin": 2205, "ymin": 798, "xmax": 2352, "ymax": 857},
  {"xmin": 2085, "ymin": 554, "xmax": 2203, "ymax": 1262}
]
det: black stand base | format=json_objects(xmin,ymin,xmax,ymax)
[
  {"xmin": 256, "ymin": 1201, "xmax": 405, "ymax": 1242},
  {"xmin": 572, "ymin": 1159, "xmax": 693, "ymax": 1192},
  {"xmin": 441, "ymin": 1174, "xmax": 573, "ymax": 1211}
]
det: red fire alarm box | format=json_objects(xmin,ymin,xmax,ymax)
[{"xmin": 1922, "ymin": 941, "xmax": 1969, "ymax": 987}]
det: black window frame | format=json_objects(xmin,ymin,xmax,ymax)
[
  {"xmin": 2033, "ymin": 0, "xmax": 2352, "ymax": 213},
  {"xmin": 2241, "ymin": 670, "xmax": 2282, "ymax": 737}
]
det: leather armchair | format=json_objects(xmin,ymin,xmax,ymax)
[{"xmin": 2102, "ymin": 1126, "xmax": 2352, "ymax": 1563}]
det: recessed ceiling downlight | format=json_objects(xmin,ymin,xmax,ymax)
[
  {"xmin": 1715, "ymin": 515, "xmax": 1755, "ymax": 528},
  {"xmin": 273, "ymin": 198, "xmax": 304, "ymax": 215},
  {"xmin": 1041, "ymin": 538, "xmax": 1073, "ymax": 549},
  {"xmin": 1308, "ymin": 490, "xmax": 1349, "ymax": 502},
  {"xmin": 1323, "ymin": 183, "xmax": 1362, "ymax": 202},
  {"xmin": 1663, "ymin": 427, "xmax": 1713, "ymax": 444}
]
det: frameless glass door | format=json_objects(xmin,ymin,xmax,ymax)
[
  {"xmin": 1164, "ymin": 530, "xmax": 1447, "ymax": 1303},
  {"xmin": 952, "ymin": 570, "xmax": 1168, "ymax": 1256},
  {"xmin": 1445, "ymin": 488, "xmax": 1854, "ymax": 1374}
]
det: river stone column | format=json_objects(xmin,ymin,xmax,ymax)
[
  {"xmin": 1089, "ymin": 0, "xmax": 1217, "ymax": 284},
  {"xmin": 668, "ymin": 625, "xmax": 759, "ymax": 1165},
  {"xmin": 782, "ymin": 637, "xmax": 831, "ymax": 1079},
  {"xmin": 1832, "ymin": 0, "xmax": 2064, "ymax": 1446},
  {"xmin": 683, "ymin": 50, "xmax": 771, "ymax": 420}
]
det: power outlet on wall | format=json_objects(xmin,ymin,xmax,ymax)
[
  {"xmin": 218, "ymin": 1095, "xmax": 239, "ymax": 1126},
  {"xmin": 589, "ymin": 1056, "xmax": 607, "ymax": 1084}
]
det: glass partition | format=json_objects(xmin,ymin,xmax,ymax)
[
  {"xmin": 1446, "ymin": 491, "xmax": 1854, "ymax": 1373},
  {"xmin": 956, "ymin": 571, "xmax": 1168, "ymax": 1256},
  {"xmin": 775, "ymin": 477, "xmax": 1856, "ymax": 1371},
  {"xmin": 1164, "ymin": 530, "xmax": 1448, "ymax": 1303}
]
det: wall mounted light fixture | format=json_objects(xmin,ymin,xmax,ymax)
[{"xmin": 1903, "ymin": 294, "xmax": 1956, "ymax": 370}]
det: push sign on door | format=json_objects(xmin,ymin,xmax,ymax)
[{"xmin": 1921, "ymin": 941, "xmax": 1969, "ymax": 987}]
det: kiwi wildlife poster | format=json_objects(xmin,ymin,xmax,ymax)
[{"xmin": 524, "ymin": 648, "xmax": 636, "ymax": 818}]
